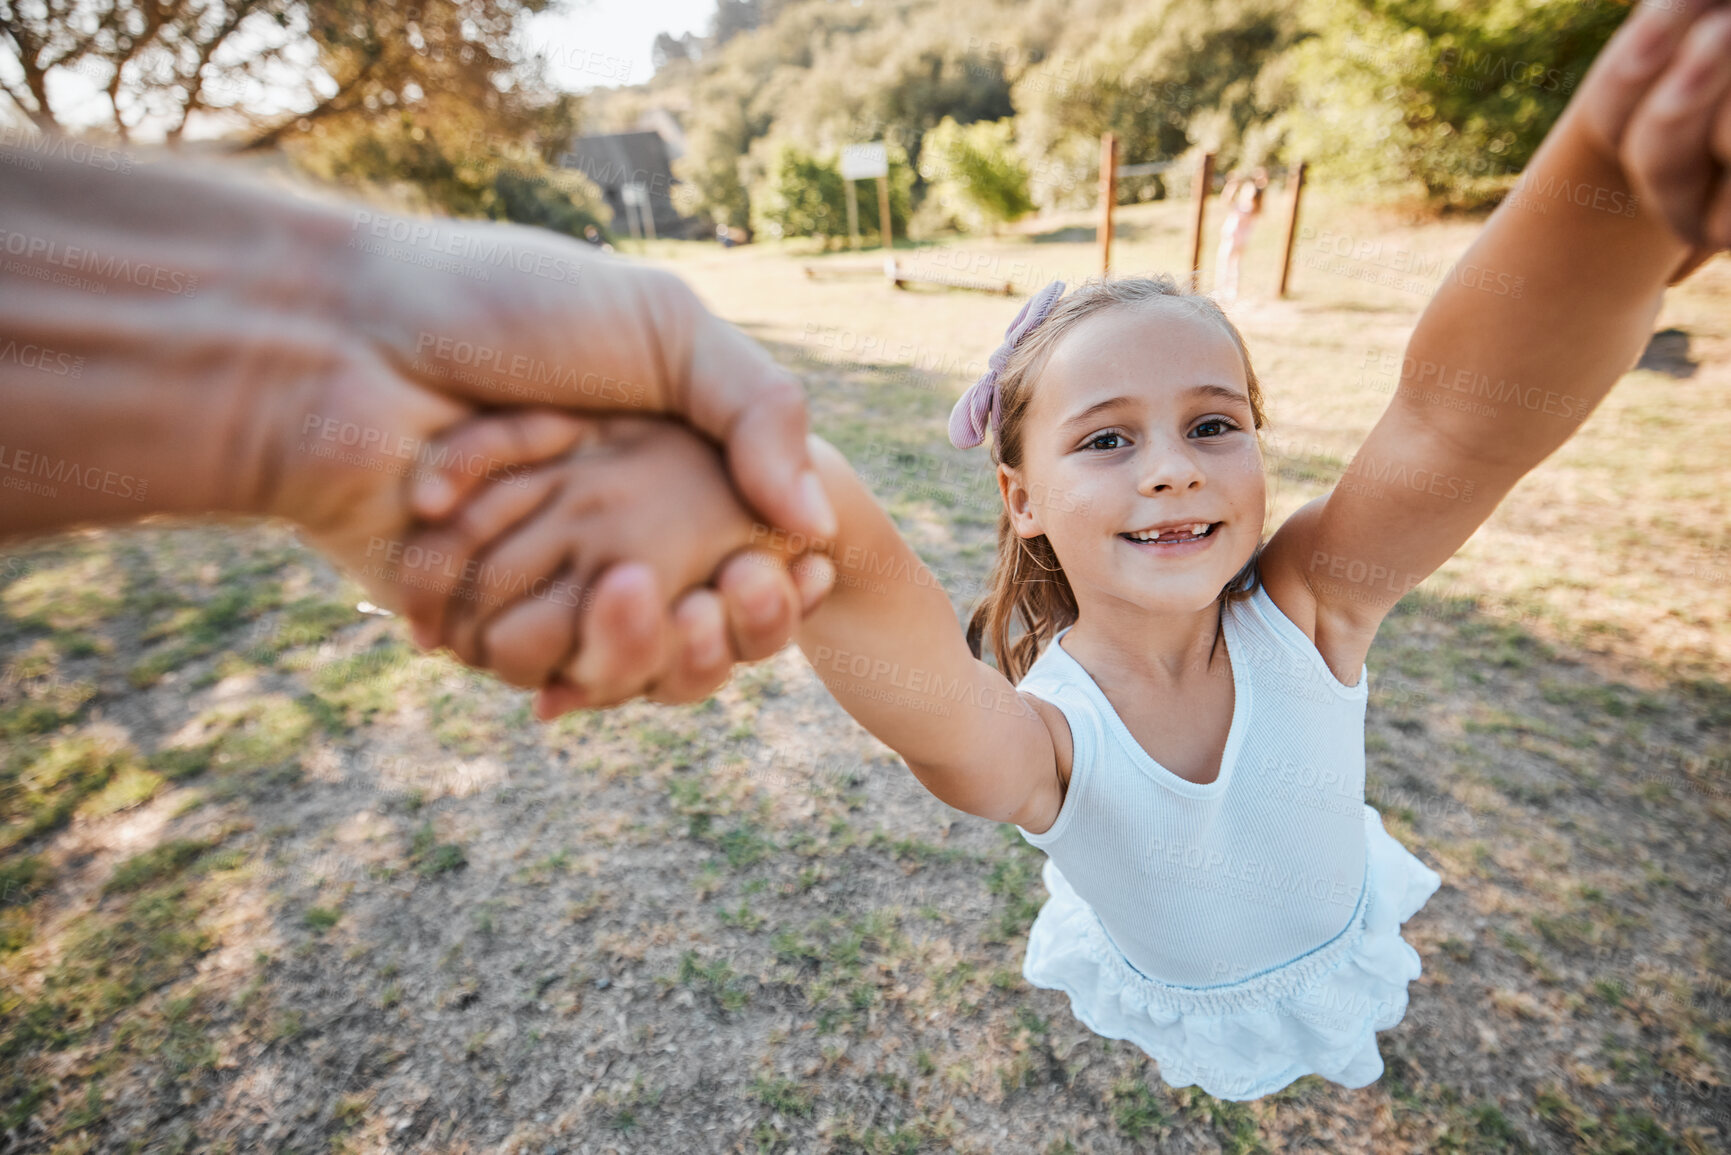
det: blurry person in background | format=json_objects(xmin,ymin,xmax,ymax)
[{"xmin": 1214, "ymin": 167, "xmax": 1269, "ymax": 305}]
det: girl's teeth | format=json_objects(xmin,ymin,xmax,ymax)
[{"xmin": 1127, "ymin": 523, "xmax": 1213, "ymax": 542}]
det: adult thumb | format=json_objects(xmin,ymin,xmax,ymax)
[{"xmin": 685, "ymin": 309, "xmax": 837, "ymax": 543}]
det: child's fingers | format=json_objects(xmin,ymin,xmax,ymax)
[
  {"xmin": 1623, "ymin": 8, "xmax": 1731, "ymax": 248},
  {"xmin": 644, "ymin": 589, "xmax": 734, "ymax": 705},
  {"xmin": 563, "ymin": 562, "xmax": 676, "ymax": 706},
  {"xmin": 473, "ymin": 575, "xmax": 581, "ymax": 688},
  {"xmin": 409, "ymin": 409, "xmax": 595, "ymax": 521},
  {"xmin": 398, "ymin": 467, "xmax": 564, "ymax": 651},
  {"xmin": 714, "ymin": 551, "xmax": 802, "ymax": 662}
]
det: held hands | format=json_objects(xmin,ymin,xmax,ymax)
[
  {"xmin": 264, "ymin": 203, "xmax": 838, "ymax": 708},
  {"xmin": 399, "ymin": 411, "xmax": 822, "ymax": 716},
  {"xmin": 1568, "ymin": 0, "xmax": 1731, "ymax": 280}
]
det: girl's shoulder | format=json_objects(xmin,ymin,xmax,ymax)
[{"xmin": 1228, "ymin": 578, "xmax": 1368, "ymax": 698}]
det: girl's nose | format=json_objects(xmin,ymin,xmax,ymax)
[{"xmin": 1137, "ymin": 439, "xmax": 1206, "ymax": 495}]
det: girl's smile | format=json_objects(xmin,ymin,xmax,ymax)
[
  {"xmin": 1001, "ymin": 296, "xmax": 1266, "ymax": 622},
  {"xmin": 1119, "ymin": 519, "xmax": 1223, "ymax": 555}
]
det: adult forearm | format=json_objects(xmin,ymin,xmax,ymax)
[
  {"xmin": 0, "ymin": 143, "xmax": 351, "ymax": 539},
  {"xmin": 1393, "ymin": 108, "xmax": 1693, "ymax": 470}
]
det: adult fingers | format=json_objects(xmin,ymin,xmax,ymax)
[
  {"xmin": 683, "ymin": 310, "xmax": 837, "ymax": 544},
  {"xmin": 1572, "ymin": 0, "xmax": 1715, "ymax": 160},
  {"xmin": 408, "ymin": 409, "xmax": 595, "ymax": 520},
  {"xmin": 1705, "ymin": 94, "xmax": 1731, "ymax": 249},
  {"xmin": 1623, "ymin": 8, "xmax": 1731, "ymax": 248},
  {"xmin": 643, "ymin": 589, "xmax": 734, "ymax": 705},
  {"xmin": 533, "ymin": 680, "xmax": 589, "ymax": 721},
  {"xmin": 789, "ymin": 550, "xmax": 837, "ymax": 617},
  {"xmin": 715, "ymin": 550, "xmax": 802, "ymax": 662},
  {"xmin": 561, "ymin": 562, "xmax": 675, "ymax": 707},
  {"xmin": 475, "ymin": 573, "xmax": 581, "ymax": 689},
  {"xmin": 443, "ymin": 513, "xmax": 577, "ymax": 669},
  {"xmin": 1668, "ymin": 242, "xmax": 1721, "ymax": 285},
  {"xmin": 398, "ymin": 466, "xmax": 564, "ymax": 650}
]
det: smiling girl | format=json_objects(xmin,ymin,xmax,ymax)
[{"xmin": 399, "ymin": 0, "xmax": 1728, "ymax": 1102}]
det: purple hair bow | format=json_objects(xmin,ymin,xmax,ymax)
[{"xmin": 948, "ymin": 279, "xmax": 1066, "ymax": 449}]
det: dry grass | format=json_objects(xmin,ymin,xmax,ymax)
[{"xmin": 1, "ymin": 199, "xmax": 1727, "ymax": 1152}]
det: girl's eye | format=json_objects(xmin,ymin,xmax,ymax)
[
  {"xmin": 1192, "ymin": 418, "xmax": 1238, "ymax": 438},
  {"xmin": 1084, "ymin": 431, "xmax": 1125, "ymax": 451}
]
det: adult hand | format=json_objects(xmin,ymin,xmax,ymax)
[
  {"xmin": 286, "ymin": 205, "xmax": 841, "ymax": 700},
  {"xmin": 0, "ymin": 144, "xmax": 834, "ymax": 702},
  {"xmin": 1567, "ymin": 0, "xmax": 1731, "ymax": 279}
]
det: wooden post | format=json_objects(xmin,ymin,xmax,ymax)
[
  {"xmin": 1189, "ymin": 151, "xmax": 1215, "ymax": 292},
  {"xmin": 1099, "ymin": 132, "xmax": 1118, "ymax": 276},
  {"xmin": 845, "ymin": 179, "xmax": 860, "ymax": 251},
  {"xmin": 876, "ymin": 174, "xmax": 893, "ymax": 249},
  {"xmin": 1278, "ymin": 160, "xmax": 1309, "ymax": 299},
  {"xmin": 623, "ymin": 193, "xmax": 642, "ymax": 241}
]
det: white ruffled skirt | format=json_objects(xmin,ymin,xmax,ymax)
[{"xmin": 1022, "ymin": 804, "xmax": 1442, "ymax": 1101}]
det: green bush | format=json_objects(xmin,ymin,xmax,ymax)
[
  {"xmin": 917, "ymin": 117, "xmax": 1035, "ymax": 233},
  {"xmin": 750, "ymin": 141, "xmax": 913, "ymax": 245}
]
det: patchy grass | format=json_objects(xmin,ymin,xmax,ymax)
[{"xmin": 0, "ymin": 209, "xmax": 1727, "ymax": 1150}]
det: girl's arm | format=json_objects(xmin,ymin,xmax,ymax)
[
  {"xmin": 796, "ymin": 437, "xmax": 1071, "ymax": 831},
  {"xmin": 1259, "ymin": 6, "xmax": 1723, "ymax": 681}
]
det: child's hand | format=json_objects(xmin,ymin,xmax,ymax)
[
  {"xmin": 396, "ymin": 415, "xmax": 827, "ymax": 711},
  {"xmin": 1569, "ymin": 0, "xmax": 1731, "ymax": 266}
]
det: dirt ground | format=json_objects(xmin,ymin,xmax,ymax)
[{"xmin": 2, "ymin": 198, "xmax": 1729, "ymax": 1153}]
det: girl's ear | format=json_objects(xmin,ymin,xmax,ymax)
[{"xmin": 998, "ymin": 463, "xmax": 1044, "ymax": 538}]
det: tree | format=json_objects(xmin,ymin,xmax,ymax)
[
  {"xmin": 1275, "ymin": 0, "xmax": 1624, "ymax": 207},
  {"xmin": 0, "ymin": 0, "xmax": 560, "ymax": 149},
  {"xmin": 1012, "ymin": 0, "xmax": 1301, "ymax": 210}
]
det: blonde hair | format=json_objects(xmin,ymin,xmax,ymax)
[{"xmin": 965, "ymin": 274, "xmax": 1270, "ymax": 683}]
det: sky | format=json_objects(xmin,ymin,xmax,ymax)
[
  {"xmin": 527, "ymin": 0, "xmax": 720, "ymax": 91},
  {"xmin": 8, "ymin": 0, "xmax": 719, "ymax": 139}
]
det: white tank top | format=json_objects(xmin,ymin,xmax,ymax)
[{"xmin": 1015, "ymin": 584, "xmax": 1371, "ymax": 987}]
